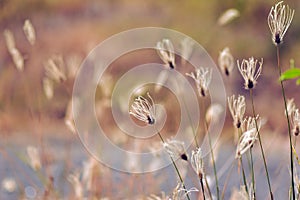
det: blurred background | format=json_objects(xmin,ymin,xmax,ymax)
[{"xmin": 0, "ymin": 0, "xmax": 300, "ymax": 199}]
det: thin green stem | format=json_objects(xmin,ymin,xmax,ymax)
[
  {"xmin": 249, "ymin": 89, "xmax": 273, "ymax": 200},
  {"xmin": 182, "ymin": 94, "xmax": 199, "ymax": 147},
  {"xmin": 250, "ymin": 148, "xmax": 256, "ymax": 200},
  {"xmin": 175, "ymin": 79, "xmax": 199, "ymax": 147},
  {"xmin": 204, "ymin": 176, "xmax": 213, "ymax": 200},
  {"xmin": 157, "ymin": 131, "xmax": 191, "ymax": 200},
  {"xmin": 221, "ymin": 161, "xmax": 235, "ymax": 200},
  {"xmin": 205, "ymin": 121, "xmax": 220, "ymax": 200},
  {"xmin": 276, "ymin": 46, "xmax": 295, "ymax": 200}
]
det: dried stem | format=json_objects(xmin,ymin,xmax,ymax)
[
  {"xmin": 249, "ymin": 89, "xmax": 273, "ymax": 199},
  {"xmin": 156, "ymin": 131, "xmax": 191, "ymax": 200},
  {"xmin": 276, "ymin": 46, "xmax": 294, "ymax": 200}
]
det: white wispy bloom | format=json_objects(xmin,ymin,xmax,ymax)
[
  {"xmin": 218, "ymin": 8, "xmax": 240, "ymax": 26},
  {"xmin": 67, "ymin": 172, "xmax": 83, "ymax": 199},
  {"xmin": 186, "ymin": 67, "xmax": 212, "ymax": 97},
  {"xmin": 42, "ymin": 77, "xmax": 54, "ymax": 100},
  {"xmin": 206, "ymin": 103, "xmax": 224, "ymax": 125},
  {"xmin": 23, "ymin": 19, "xmax": 36, "ymax": 45},
  {"xmin": 64, "ymin": 100, "xmax": 76, "ymax": 134},
  {"xmin": 236, "ymin": 116, "xmax": 262, "ymax": 158},
  {"xmin": 291, "ymin": 109, "xmax": 300, "ymax": 136},
  {"xmin": 1, "ymin": 177, "xmax": 17, "ymax": 193},
  {"xmin": 268, "ymin": 1, "xmax": 294, "ymax": 45},
  {"xmin": 10, "ymin": 48, "xmax": 24, "ymax": 71},
  {"xmin": 44, "ymin": 55, "xmax": 67, "ymax": 83},
  {"xmin": 26, "ymin": 146, "xmax": 41, "ymax": 171},
  {"xmin": 191, "ymin": 148, "xmax": 204, "ymax": 178},
  {"xmin": 156, "ymin": 39, "xmax": 176, "ymax": 69},
  {"xmin": 163, "ymin": 139, "xmax": 188, "ymax": 161},
  {"xmin": 172, "ymin": 182, "xmax": 198, "ymax": 200},
  {"xmin": 129, "ymin": 92, "xmax": 156, "ymax": 125},
  {"xmin": 3, "ymin": 29, "xmax": 25, "ymax": 71},
  {"xmin": 82, "ymin": 158, "xmax": 97, "ymax": 191},
  {"xmin": 3, "ymin": 29, "xmax": 16, "ymax": 52},
  {"xmin": 237, "ymin": 57, "xmax": 263, "ymax": 90},
  {"xmin": 228, "ymin": 95, "xmax": 246, "ymax": 129},
  {"xmin": 180, "ymin": 37, "xmax": 194, "ymax": 66},
  {"xmin": 218, "ymin": 47, "xmax": 234, "ymax": 76},
  {"xmin": 229, "ymin": 186, "xmax": 249, "ymax": 200},
  {"xmin": 286, "ymin": 98, "xmax": 296, "ymax": 117}
]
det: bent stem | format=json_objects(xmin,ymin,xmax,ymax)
[
  {"xmin": 156, "ymin": 131, "xmax": 191, "ymax": 200},
  {"xmin": 249, "ymin": 89, "xmax": 273, "ymax": 200},
  {"xmin": 276, "ymin": 46, "xmax": 295, "ymax": 200}
]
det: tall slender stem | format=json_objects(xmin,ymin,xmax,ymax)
[
  {"xmin": 250, "ymin": 148, "xmax": 256, "ymax": 199},
  {"xmin": 237, "ymin": 128, "xmax": 249, "ymax": 196},
  {"xmin": 199, "ymin": 177, "xmax": 206, "ymax": 200},
  {"xmin": 240, "ymin": 157, "xmax": 249, "ymax": 195},
  {"xmin": 157, "ymin": 131, "xmax": 191, "ymax": 200},
  {"xmin": 276, "ymin": 46, "xmax": 295, "ymax": 200},
  {"xmin": 249, "ymin": 89, "xmax": 273, "ymax": 199},
  {"xmin": 205, "ymin": 121, "xmax": 220, "ymax": 200}
]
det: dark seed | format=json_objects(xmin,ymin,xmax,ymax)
[
  {"xmin": 147, "ymin": 116, "xmax": 155, "ymax": 125},
  {"xmin": 275, "ymin": 33, "xmax": 281, "ymax": 44},
  {"xmin": 225, "ymin": 68, "xmax": 229, "ymax": 76},
  {"xmin": 248, "ymin": 80, "xmax": 254, "ymax": 89},
  {"xmin": 181, "ymin": 153, "xmax": 188, "ymax": 161},
  {"xmin": 168, "ymin": 61, "xmax": 175, "ymax": 69}
]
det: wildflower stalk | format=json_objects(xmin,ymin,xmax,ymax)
[
  {"xmin": 221, "ymin": 161, "xmax": 235, "ymax": 200},
  {"xmin": 249, "ymin": 89, "xmax": 273, "ymax": 199},
  {"xmin": 181, "ymin": 89, "xmax": 199, "ymax": 147},
  {"xmin": 250, "ymin": 148, "xmax": 256, "ymax": 199},
  {"xmin": 237, "ymin": 127, "xmax": 249, "ymax": 196},
  {"xmin": 204, "ymin": 120, "xmax": 220, "ymax": 200},
  {"xmin": 276, "ymin": 46, "xmax": 295, "ymax": 200},
  {"xmin": 156, "ymin": 131, "xmax": 191, "ymax": 200},
  {"xmin": 204, "ymin": 176, "xmax": 213, "ymax": 200},
  {"xmin": 199, "ymin": 177, "xmax": 206, "ymax": 200}
]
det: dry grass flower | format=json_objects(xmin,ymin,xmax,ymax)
[
  {"xmin": 163, "ymin": 139, "xmax": 188, "ymax": 161},
  {"xmin": 186, "ymin": 67, "xmax": 212, "ymax": 97},
  {"xmin": 268, "ymin": 1, "xmax": 294, "ymax": 45},
  {"xmin": 1, "ymin": 177, "xmax": 17, "ymax": 193},
  {"xmin": 228, "ymin": 95, "xmax": 246, "ymax": 129},
  {"xmin": 23, "ymin": 19, "xmax": 36, "ymax": 45},
  {"xmin": 67, "ymin": 172, "xmax": 83, "ymax": 199},
  {"xmin": 218, "ymin": 47, "xmax": 234, "ymax": 76},
  {"xmin": 156, "ymin": 39, "xmax": 176, "ymax": 69},
  {"xmin": 172, "ymin": 182, "xmax": 198, "ymax": 200},
  {"xmin": 3, "ymin": 29, "xmax": 16, "ymax": 52},
  {"xmin": 129, "ymin": 92, "xmax": 156, "ymax": 125},
  {"xmin": 206, "ymin": 103, "xmax": 224, "ymax": 125},
  {"xmin": 65, "ymin": 100, "xmax": 76, "ymax": 134},
  {"xmin": 236, "ymin": 116, "xmax": 262, "ymax": 158},
  {"xmin": 43, "ymin": 77, "xmax": 54, "ymax": 100},
  {"xmin": 291, "ymin": 109, "xmax": 300, "ymax": 136},
  {"xmin": 26, "ymin": 146, "xmax": 41, "ymax": 171},
  {"xmin": 237, "ymin": 57, "xmax": 263, "ymax": 90},
  {"xmin": 191, "ymin": 148, "xmax": 204, "ymax": 178},
  {"xmin": 44, "ymin": 55, "xmax": 67, "ymax": 83},
  {"xmin": 218, "ymin": 8, "xmax": 240, "ymax": 26}
]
